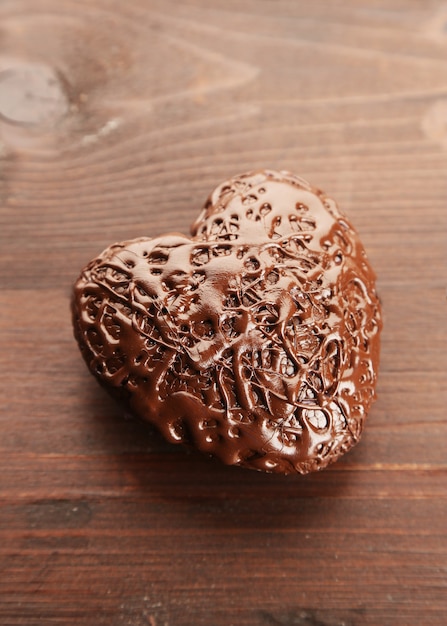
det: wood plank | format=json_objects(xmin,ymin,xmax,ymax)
[{"xmin": 0, "ymin": 1, "xmax": 446, "ymax": 625}]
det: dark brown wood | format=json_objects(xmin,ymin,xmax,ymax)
[{"xmin": 1, "ymin": 1, "xmax": 446, "ymax": 625}]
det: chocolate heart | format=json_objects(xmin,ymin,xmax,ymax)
[{"xmin": 72, "ymin": 170, "xmax": 382, "ymax": 474}]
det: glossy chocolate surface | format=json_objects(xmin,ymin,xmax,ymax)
[{"xmin": 72, "ymin": 170, "xmax": 382, "ymax": 474}]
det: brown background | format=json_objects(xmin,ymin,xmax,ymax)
[{"xmin": 0, "ymin": 1, "xmax": 446, "ymax": 625}]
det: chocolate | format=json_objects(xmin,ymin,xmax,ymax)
[{"xmin": 72, "ymin": 170, "xmax": 382, "ymax": 474}]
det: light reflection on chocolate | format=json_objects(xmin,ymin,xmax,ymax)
[{"xmin": 72, "ymin": 170, "xmax": 382, "ymax": 474}]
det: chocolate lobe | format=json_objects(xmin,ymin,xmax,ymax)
[{"xmin": 72, "ymin": 170, "xmax": 382, "ymax": 474}]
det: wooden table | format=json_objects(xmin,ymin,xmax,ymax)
[{"xmin": 1, "ymin": 1, "xmax": 446, "ymax": 625}]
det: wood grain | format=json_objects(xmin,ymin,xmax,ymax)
[{"xmin": 0, "ymin": 1, "xmax": 446, "ymax": 625}]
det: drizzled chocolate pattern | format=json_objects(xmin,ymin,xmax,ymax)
[{"xmin": 72, "ymin": 170, "xmax": 382, "ymax": 474}]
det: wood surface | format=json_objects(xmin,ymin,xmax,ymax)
[{"xmin": 0, "ymin": 1, "xmax": 446, "ymax": 625}]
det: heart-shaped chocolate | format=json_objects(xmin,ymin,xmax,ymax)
[{"xmin": 72, "ymin": 170, "xmax": 382, "ymax": 474}]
